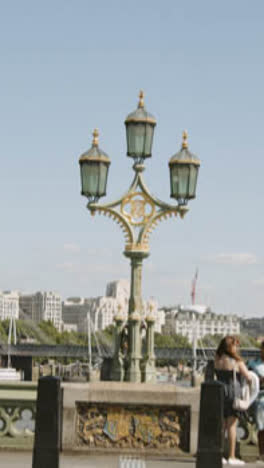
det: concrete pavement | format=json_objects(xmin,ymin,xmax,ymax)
[
  {"xmin": 0, "ymin": 452, "xmax": 261, "ymax": 468},
  {"xmin": 1, "ymin": 452, "xmax": 193, "ymax": 468}
]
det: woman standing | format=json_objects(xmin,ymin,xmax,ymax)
[{"xmin": 215, "ymin": 336, "xmax": 252, "ymax": 466}]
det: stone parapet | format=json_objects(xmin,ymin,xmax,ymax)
[
  {"xmin": 0, "ymin": 381, "xmax": 37, "ymax": 448},
  {"xmin": 62, "ymin": 382, "xmax": 200, "ymax": 455}
]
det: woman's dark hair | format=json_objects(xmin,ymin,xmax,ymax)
[{"xmin": 216, "ymin": 335, "xmax": 242, "ymax": 362}]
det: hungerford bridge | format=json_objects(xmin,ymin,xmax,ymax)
[
  {"xmin": 0, "ymin": 343, "xmax": 260, "ymax": 360},
  {"xmin": 0, "ymin": 343, "xmax": 260, "ymax": 380}
]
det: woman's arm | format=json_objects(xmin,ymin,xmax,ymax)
[{"xmin": 238, "ymin": 361, "xmax": 252, "ymax": 382}]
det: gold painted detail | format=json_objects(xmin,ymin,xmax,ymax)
[
  {"xmin": 134, "ymin": 411, "xmax": 161, "ymax": 442},
  {"xmin": 103, "ymin": 407, "xmax": 131, "ymax": 441},
  {"xmin": 79, "ymin": 155, "xmax": 110, "ymax": 163},
  {"xmin": 129, "ymin": 311, "xmax": 141, "ymax": 321},
  {"xmin": 92, "ymin": 128, "xmax": 99, "ymax": 147},
  {"xmin": 124, "ymin": 243, "xmax": 149, "ymax": 253},
  {"xmin": 125, "ymin": 115, "xmax": 156, "ymax": 124},
  {"xmin": 76, "ymin": 403, "xmax": 190, "ymax": 451},
  {"xmin": 169, "ymin": 158, "xmax": 200, "ymax": 166},
  {"xmin": 146, "ymin": 314, "xmax": 155, "ymax": 323},
  {"xmin": 182, "ymin": 130, "xmax": 188, "ymax": 149},
  {"xmin": 138, "ymin": 90, "xmax": 144, "ymax": 108},
  {"xmin": 121, "ymin": 192, "xmax": 155, "ymax": 226}
]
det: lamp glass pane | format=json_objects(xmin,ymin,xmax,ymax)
[
  {"xmin": 126, "ymin": 122, "xmax": 146, "ymax": 157},
  {"xmin": 170, "ymin": 165, "xmax": 178, "ymax": 198},
  {"xmin": 80, "ymin": 162, "xmax": 100, "ymax": 196},
  {"xmin": 143, "ymin": 124, "xmax": 154, "ymax": 157},
  {"xmin": 98, "ymin": 163, "xmax": 108, "ymax": 196},
  {"xmin": 188, "ymin": 165, "xmax": 199, "ymax": 198},
  {"xmin": 178, "ymin": 165, "xmax": 190, "ymax": 199}
]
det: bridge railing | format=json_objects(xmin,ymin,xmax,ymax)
[
  {"xmin": 0, "ymin": 377, "xmax": 260, "ymax": 460},
  {"xmin": 0, "ymin": 343, "xmax": 260, "ymax": 361},
  {"xmin": 0, "ymin": 381, "xmax": 37, "ymax": 448}
]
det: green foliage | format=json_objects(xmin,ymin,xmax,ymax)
[
  {"xmin": 102, "ymin": 324, "xmax": 115, "ymax": 337},
  {"xmin": 0, "ymin": 319, "xmax": 90, "ymax": 346},
  {"xmin": 238, "ymin": 333, "xmax": 259, "ymax": 348},
  {"xmin": 198, "ymin": 333, "xmax": 259, "ymax": 349},
  {"xmin": 38, "ymin": 321, "xmax": 59, "ymax": 343},
  {"xmin": 0, "ymin": 321, "xmax": 7, "ymax": 343},
  {"xmin": 154, "ymin": 332, "xmax": 191, "ymax": 348},
  {"xmin": 198, "ymin": 334, "xmax": 224, "ymax": 347}
]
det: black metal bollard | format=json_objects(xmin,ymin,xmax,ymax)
[
  {"xmin": 196, "ymin": 380, "xmax": 224, "ymax": 468},
  {"xmin": 32, "ymin": 376, "xmax": 62, "ymax": 468}
]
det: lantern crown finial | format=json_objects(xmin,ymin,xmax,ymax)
[
  {"xmin": 182, "ymin": 130, "xmax": 188, "ymax": 149},
  {"xmin": 92, "ymin": 128, "xmax": 99, "ymax": 147},
  {"xmin": 138, "ymin": 90, "xmax": 144, "ymax": 108}
]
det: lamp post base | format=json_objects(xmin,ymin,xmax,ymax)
[
  {"xmin": 142, "ymin": 360, "xmax": 156, "ymax": 383},
  {"xmin": 126, "ymin": 362, "xmax": 142, "ymax": 383},
  {"xmin": 111, "ymin": 355, "xmax": 125, "ymax": 382}
]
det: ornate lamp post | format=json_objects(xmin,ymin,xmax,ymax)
[{"xmin": 78, "ymin": 91, "xmax": 200, "ymax": 383}]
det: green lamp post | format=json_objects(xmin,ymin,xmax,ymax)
[{"xmin": 78, "ymin": 91, "xmax": 201, "ymax": 383}]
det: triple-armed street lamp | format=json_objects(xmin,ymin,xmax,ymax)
[{"xmin": 78, "ymin": 91, "xmax": 200, "ymax": 383}]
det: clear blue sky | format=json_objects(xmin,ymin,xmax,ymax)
[{"xmin": 0, "ymin": 1, "xmax": 264, "ymax": 317}]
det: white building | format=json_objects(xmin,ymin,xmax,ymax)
[
  {"xmin": 162, "ymin": 304, "xmax": 240, "ymax": 343},
  {"xmin": 0, "ymin": 291, "xmax": 19, "ymax": 321},
  {"xmin": 19, "ymin": 291, "xmax": 62, "ymax": 331},
  {"xmin": 62, "ymin": 297, "xmax": 86, "ymax": 329},
  {"xmin": 62, "ymin": 279, "xmax": 163, "ymax": 333}
]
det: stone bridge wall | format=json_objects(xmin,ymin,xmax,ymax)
[{"xmin": 0, "ymin": 381, "xmax": 259, "ymax": 460}]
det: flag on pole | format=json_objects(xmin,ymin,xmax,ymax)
[{"xmin": 191, "ymin": 269, "xmax": 199, "ymax": 305}]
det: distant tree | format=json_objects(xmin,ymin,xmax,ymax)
[
  {"xmin": 154, "ymin": 332, "xmax": 191, "ymax": 348},
  {"xmin": 38, "ymin": 320, "xmax": 60, "ymax": 343},
  {"xmin": 198, "ymin": 334, "xmax": 224, "ymax": 348},
  {"xmin": 0, "ymin": 321, "xmax": 7, "ymax": 343},
  {"xmin": 198, "ymin": 333, "xmax": 259, "ymax": 349},
  {"xmin": 238, "ymin": 333, "xmax": 259, "ymax": 348}
]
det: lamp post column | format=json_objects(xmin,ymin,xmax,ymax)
[
  {"xmin": 143, "ymin": 314, "xmax": 156, "ymax": 383},
  {"xmin": 111, "ymin": 313, "xmax": 125, "ymax": 382},
  {"xmin": 125, "ymin": 251, "xmax": 148, "ymax": 382}
]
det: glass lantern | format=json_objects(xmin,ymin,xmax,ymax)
[
  {"xmin": 169, "ymin": 131, "xmax": 200, "ymax": 205},
  {"xmin": 125, "ymin": 91, "xmax": 156, "ymax": 162},
  {"xmin": 79, "ymin": 129, "xmax": 111, "ymax": 203}
]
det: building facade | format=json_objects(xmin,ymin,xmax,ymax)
[
  {"xmin": 162, "ymin": 304, "xmax": 240, "ymax": 343},
  {"xmin": 62, "ymin": 280, "xmax": 164, "ymax": 333},
  {"xmin": 0, "ymin": 291, "xmax": 19, "ymax": 321},
  {"xmin": 19, "ymin": 291, "xmax": 62, "ymax": 331}
]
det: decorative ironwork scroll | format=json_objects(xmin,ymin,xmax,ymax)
[{"xmin": 88, "ymin": 164, "xmax": 188, "ymax": 255}]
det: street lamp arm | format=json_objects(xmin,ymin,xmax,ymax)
[
  {"xmin": 87, "ymin": 164, "xmax": 140, "ymax": 212},
  {"xmin": 87, "ymin": 163, "xmax": 189, "ymax": 254},
  {"xmin": 136, "ymin": 170, "xmax": 190, "ymax": 213}
]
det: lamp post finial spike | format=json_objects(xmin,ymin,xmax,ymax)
[
  {"xmin": 92, "ymin": 128, "xmax": 99, "ymax": 146},
  {"xmin": 138, "ymin": 90, "xmax": 144, "ymax": 108},
  {"xmin": 182, "ymin": 130, "xmax": 188, "ymax": 149}
]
